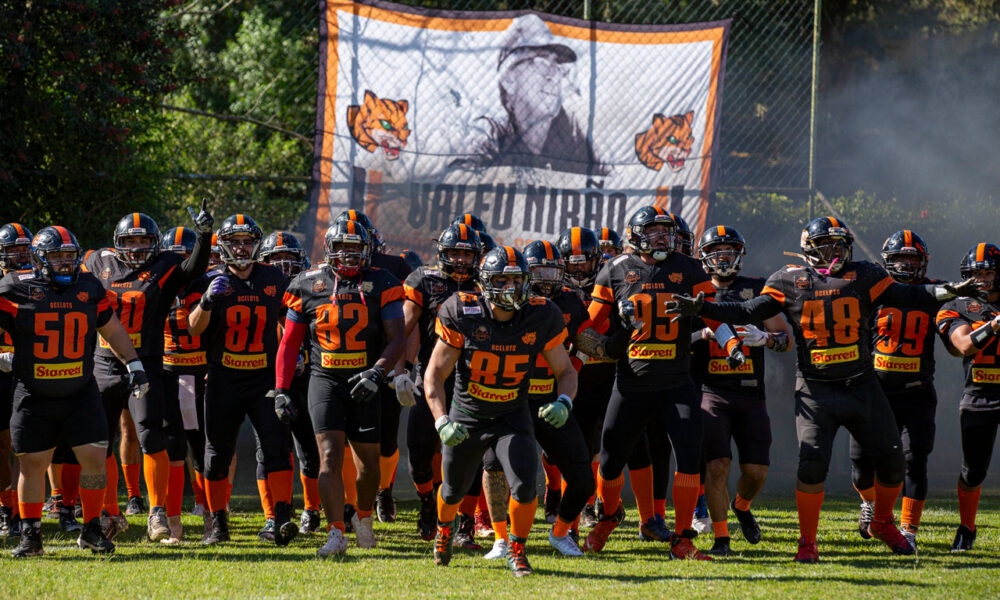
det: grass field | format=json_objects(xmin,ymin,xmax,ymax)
[{"xmin": 2, "ymin": 494, "xmax": 999, "ymax": 599}]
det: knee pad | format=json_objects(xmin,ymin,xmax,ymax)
[
  {"xmin": 439, "ymin": 482, "xmax": 464, "ymax": 506},
  {"xmin": 510, "ymin": 480, "xmax": 537, "ymax": 504},
  {"xmin": 874, "ymin": 451, "xmax": 906, "ymax": 485},
  {"xmin": 796, "ymin": 457, "xmax": 829, "ymax": 486},
  {"xmin": 850, "ymin": 461, "xmax": 875, "ymax": 491},
  {"xmin": 263, "ymin": 454, "xmax": 292, "ymax": 475},
  {"xmin": 165, "ymin": 435, "xmax": 187, "ymax": 463},
  {"xmin": 137, "ymin": 429, "xmax": 165, "ymax": 456},
  {"xmin": 204, "ymin": 461, "xmax": 229, "ymax": 482},
  {"xmin": 961, "ymin": 465, "xmax": 988, "ymax": 488}
]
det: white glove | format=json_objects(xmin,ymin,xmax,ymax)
[
  {"xmin": 737, "ymin": 324, "xmax": 769, "ymax": 348},
  {"xmin": 393, "ymin": 372, "xmax": 416, "ymax": 407},
  {"xmin": 0, "ymin": 352, "xmax": 12, "ymax": 373}
]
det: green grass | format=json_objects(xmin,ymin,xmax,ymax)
[{"xmin": 2, "ymin": 495, "xmax": 999, "ymax": 599}]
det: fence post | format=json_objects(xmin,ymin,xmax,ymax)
[{"xmin": 808, "ymin": 0, "xmax": 822, "ymax": 221}]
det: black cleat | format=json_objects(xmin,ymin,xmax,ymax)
[
  {"xmin": 951, "ymin": 524, "xmax": 976, "ymax": 552},
  {"xmin": 273, "ymin": 501, "xmax": 298, "ymax": 547},
  {"xmin": 74, "ymin": 497, "xmax": 83, "ymax": 519},
  {"xmin": 202, "ymin": 510, "xmax": 230, "ymax": 545},
  {"xmin": 417, "ymin": 491, "xmax": 436, "ymax": 541},
  {"xmin": 707, "ymin": 536, "xmax": 733, "ymax": 556},
  {"xmin": 77, "ymin": 517, "xmax": 115, "ymax": 554},
  {"xmin": 343, "ymin": 504, "xmax": 356, "ymax": 534},
  {"xmin": 125, "ymin": 495, "xmax": 146, "ymax": 516},
  {"xmin": 59, "ymin": 504, "xmax": 82, "ymax": 533},
  {"xmin": 9, "ymin": 514, "xmax": 21, "ymax": 538},
  {"xmin": 376, "ymin": 488, "xmax": 397, "ymax": 523},
  {"xmin": 731, "ymin": 498, "xmax": 761, "ymax": 544},
  {"xmin": 454, "ymin": 513, "xmax": 483, "ymax": 550},
  {"xmin": 433, "ymin": 520, "xmax": 455, "ymax": 566},
  {"xmin": 11, "ymin": 519, "xmax": 44, "ymax": 557},
  {"xmin": 544, "ymin": 488, "xmax": 561, "ymax": 524},
  {"xmin": 299, "ymin": 509, "xmax": 321, "ymax": 534},
  {"xmin": 580, "ymin": 504, "xmax": 598, "ymax": 529},
  {"xmin": 258, "ymin": 518, "xmax": 276, "ymax": 542}
]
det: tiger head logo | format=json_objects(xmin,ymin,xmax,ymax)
[
  {"xmin": 521, "ymin": 331, "xmax": 536, "ymax": 345},
  {"xmin": 635, "ymin": 111, "xmax": 695, "ymax": 172},
  {"xmin": 263, "ymin": 285, "xmax": 277, "ymax": 297},
  {"xmin": 346, "ymin": 90, "xmax": 410, "ymax": 161}
]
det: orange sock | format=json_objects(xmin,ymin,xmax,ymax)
[
  {"xmin": 20, "ymin": 501, "xmax": 43, "ymax": 520},
  {"xmin": 628, "ymin": 466, "xmax": 654, "ymax": 523},
  {"xmin": 586, "ymin": 461, "xmax": 599, "ymax": 505},
  {"xmin": 0, "ymin": 489, "xmax": 13, "ymax": 508},
  {"xmin": 436, "ymin": 488, "xmax": 459, "ymax": 524},
  {"xmin": 596, "ymin": 471, "xmax": 624, "ymax": 515},
  {"xmin": 9, "ymin": 490, "xmax": 18, "ymax": 517},
  {"xmin": 143, "ymin": 450, "xmax": 170, "ymax": 509},
  {"xmin": 356, "ymin": 508, "xmax": 372, "ymax": 519},
  {"xmin": 301, "ymin": 474, "xmax": 320, "ymax": 511},
  {"xmin": 268, "ymin": 469, "xmax": 293, "ymax": 505},
  {"xmin": 958, "ymin": 485, "xmax": 981, "ymax": 531},
  {"xmin": 192, "ymin": 471, "xmax": 207, "ymax": 508},
  {"xmin": 61, "ymin": 463, "xmax": 82, "ymax": 506},
  {"xmin": 342, "ymin": 447, "xmax": 358, "ymax": 506},
  {"xmin": 432, "ymin": 452, "xmax": 443, "ymax": 486},
  {"xmin": 329, "ymin": 521, "xmax": 345, "ymax": 533},
  {"xmin": 854, "ymin": 483, "xmax": 876, "ymax": 502},
  {"xmin": 166, "ymin": 465, "xmax": 185, "ymax": 518},
  {"xmin": 654, "ymin": 497, "xmax": 666, "ymax": 518},
  {"xmin": 476, "ymin": 493, "xmax": 489, "ymax": 515},
  {"xmin": 492, "ymin": 519, "xmax": 508, "ymax": 541},
  {"xmin": 712, "ymin": 521, "xmax": 729, "ymax": 539},
  {"xmin": 873, "ymin": 482, "xmax": 901, "ymax": 521},
  {"xmin": 460, "ymin": 494, "xmax": 479, "ymax": 517},
  {"xmin": 415, "ymin": 480, "xmax": 433, "ymax": 496},
  {"xmin": 104, "ymin": 455, "xmax": 120, "ymax": 514},
  {"xmin": 673, "ymin": 472, "xmax": 700, "ymax": 534},
  {"xmin": 699, "ymin": 483, "xmax": 706, "ymax": 496},
  {"xmin": 734, "ymin": 493, "xmax": 751, "ymax": 512},
  {"xmin": 123, "ymin": 462, "xmax": 141, "ymax": 498},
  {"xmin": 80, "ymin": 486, "xmax": 104, "ymax": 522},
  {"xmin": 50, "ymin": 462, "xmax": 63, "ymax": 497},
  {"xmin": 256, "ymin": 478, "xmax": 275, "ymax": 519},
  {"xmin": 552, "ymin": 516, "xmax": 572, "ymax": 537},
  {"xmin": 508, "ymin": 496, "xmax": 538, "ymax": 540},
  {"xmin": 206, "ymin": 478, "xmax": 229, "ymax": 513},
  {"xmin": 542, "ymin": 455, "xmax": 562, "ymax": 492},
  {"xmin": 379, "ymin": 450, "xmax": 398, "ymax": 490},
  {"xmin": 901, "ymin": 497, "xmax": 924, "ymax": 529},
  {"xmin": 796, "ymin": 489, "xmax": 824, "ymax": 541}
]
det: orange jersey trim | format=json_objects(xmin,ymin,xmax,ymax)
[
  {"xmin": 0, "ymin": 297, "xmax": 17, "ymax": 318},
  {"xmin": 282, "ymin": 291, "xmax": 303, "ymax": 313},
  {"xmin": 403, "ymin": 283, "xmax": 423, "ymax": 307},
  {"xmin": 693, "ymin": 280, "xmax": 716, "ymax": 296},
  {"xmin": 762, "ymin": 285, "xmax": 785, "ymax": 305},
  {"xmin": 543, "ymin": 328, "xmax": 569, "ymax": 352},
  {"xmin": 380, "ymin": 285, "xmax": 404, "ymax": 307},
  {"xmin": 869, "ymin": 275, "xmax": 894, "ymax": 303},
  {"xmin": 435, "ymin": 319, "xmax": 464, "ymax": 348},
  {"xmin": 935, "ymin": 309, "xmax": 960, "ymax": 325},
  {"xmin": 592, "ymin": 284, "xmax": 614, "ymax": 304}
]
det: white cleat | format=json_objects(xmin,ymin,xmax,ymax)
[
  {"xmin": 484, "ymin": 538, "xmax": 507, "ymax": 560},
  {"xmin": 352, "ymin": 514, "xmax": 377, "ymax": 549},
  {"xmin": 160, "ymin": 515, "xmax": 183, "ymax": 545},
  {"xmin": 147, "ymin": 507, "xmax": 170, "ymax": 542},
  {"xmin": 902, "ymin": 529, "xmax": 917, "ymax": 552},
  {"xmin": 548, "ymin": 531, "xmax": 584, "ymax": 556},
  {"xmin": 692, "ymin": 517, "xmax": 712, "ymax": 535},
  {"xmin": 317, "ymin": 527, "xmax": 348, "ymax": 557}
]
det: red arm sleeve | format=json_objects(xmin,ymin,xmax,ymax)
[{"xmin": 275, "ymin": 319, "xmax": 308, "ymax": 389}]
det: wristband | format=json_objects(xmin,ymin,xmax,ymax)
[
  {"xmin": 199, "ymin": 296, "xmax": 214, "ymax": 310},
  {"xmin": 126, "ymin": 359, "xmax": 144, "ymax": 373},
  {"xmin": 970, "ymin": 321, "xmax": 997, "ymax": 349},
  {"xmin": 434, "ymin": 415, "xmax": 450, "ymax": 431},
  {"xmin": 556, "ymin": 393, "xmax": 573, "ymax": 409}
]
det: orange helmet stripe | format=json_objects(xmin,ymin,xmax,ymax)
[
  {"xmin": 505, "ymin": 245, "xmax": 517, "ymax": 267},
  {"xmin": 977, "ymin": 243, "xmax": 986, "ymax": 262},
  {"xmin": 13, "ymin": 223, "xmax": 25, "ymax": 237},
  {"xmin": 827, "ymin": 216, "xmax": 840, "ymax": 228},
  {"xmin": 716, "ymin": 225, "xmax": 726, "ymax": 237},
  {"xmin": 276, "ymin": 232, "xmax": 284, "ymax": 248},
  {"xmin": 652, "ymin": 206, "xmax": 666, "ymax": 216},
  {"xmin": 236, "ymin": 214, "xmax": 245, "ymax": 226},
  {"xmin": 904, "ymin": 230, "xmax": 912, "ymax": 247},
  {"xmin": 174, "ymin": 227, "xmax": 185, "ymax": 246},
  {"xmin": 543, "ymin": 241, "xmax": 554, "ymax": 260},
  {"xmin": 133, "ymin": 213, "xmax": 141, "ymax": 228},
  {"xmin": 464, "ymin": 214, "xmax": 473, "ymax": 226},
  {"xmin": 53, "ymin": 226, "xmax": 73, "ymax": 246},
  {"xmin": 458, "ymin": 224, "xmax": 468, "ymax": 240},
  {"xmin": 601, "ymin": 227, "xmax": 610, "ymax": 241},
  {"xmin": 571, "ymin": 227, "xmax": 581, "ymax": 255},
  {"xmin": 346, "ymin": 220, "xmax": 357, "ymax": 234},
  {"xmin": 348, "ymin": 209, "xmax": 357, "ymax": 221}
]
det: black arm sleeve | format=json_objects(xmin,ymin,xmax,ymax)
[
  {"xmin": 699, "ymin": 295, "xmax": 783, "ymax": 325},
  {"xmin": 876, "ymin": 282, "xmax": 940, "ymax": 309},
  {"xmin": 179, "ymin": 231, "xmax": 211, "ymax": 282},
  {"xmin": 604, "ymin": 327, "xmax": 631, "ymax": 360}
]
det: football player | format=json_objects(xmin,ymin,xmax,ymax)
[
  {"xmin": 850, "ymin": 230, "xmax": 941, "ymax": 551},
  {"xmin": 85, "ymin": 202, "xmax": 213, "ymax": 542},
  {"xmin": 597, "ymin": 227, "xmax": 623, "ymax": 265},
  {"xmin": 186, "ymin": 214, "xmax": 295, "ymax": 546},
  {"xmin": 935, "ymin": 242, "xmax": 1000, "ymax": 551},
  {"xmin": 693, "ymin": 226, "xmax": 791, "ymax": 556},
  {"xmin": 425, "ymin": 246, "xmax": 575, "ymax": 577},
  {"xmin": 399, "ymin": 249, "xmax": 423, "ymax": 271},
  {"xmin": 1, "ymin": 226, "xmax": 150, "ymax": 557},
  {"xmin": 668, "ymin": 216, "xmax": 978, "ymax": 562},
  {"xmin": 274, "ymin": 220, "xmax": 405, "ymax": 556},
  {"xmin": 0, "ymin": 223, "xmax": 32, "ymax": 539}
]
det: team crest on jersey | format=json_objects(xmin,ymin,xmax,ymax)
[
  {"xmin": 668, "ymin": 272, "xmax": 683, "ymax": 284},
  {"xmin": 29, "ymin": 286, "xmax": 45, "ymax": 301},
  {"xmin": 521, "ymin": 331, "xmax": 536, "ymax": 345},
  {"xmin": 101, "ymin": 267, "xmax": 112, "ymax": 280},
  {"xmin": 563, "ymin": 313, "xmax": 571, "ymax": 324},
  {"xmin": 740, "ymin": 287, "xmax": 755, "ymax": 300},
  {"xmin": 137, "ymin": 271, "xmax": 152, "ymax": 282},
  {"xmin": 624, "ymin": 271, "xmax": 640, "ymax": 284},
  {"xmin": 312, "ymin": 279, "xmax": 327, "ymax": 293},
  {"xmin": 430, "ymin": 280, "xmax": 448, "ymax": 295},
  {"xmin": 843, "ymin": 271, "xmax": 857, "ymax": 281},
  {"xmin": 473, "ymin": 325, "xmax": 490, "ymax": 342},
  {"xmin": 76, "ymin": 291, "xmax": 88, "ymax": 302},
  {"xmin": 968, "ymin": 302, "xmax": 982, "ymax": 313},
  {"xmin": 263, "ymin": 285, "xmax": 277, "ymax": 297},
  {"xmin": 361, "ymin": 281, "xmax": 374, "ymax": 294},
  {"xmin": 795, "ymin": 275, "xmax": 810, "ymax": 289}
]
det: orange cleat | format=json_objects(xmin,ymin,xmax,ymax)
[{"xmin": 670, "ymin": 531, "xmax": 713, "ymax": 561}]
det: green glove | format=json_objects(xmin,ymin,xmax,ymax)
[
  {"xmin": 538, "ymin": 394, "xmax": 572, "ymax": 428},
  {"xmin": 435, "ymin": 416, "xmax": 469, "ymax": 447}
]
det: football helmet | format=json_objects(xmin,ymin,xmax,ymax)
[
  {"xmin": 324, "ymin": 219, "xmax": 371, "ymax": 277},
  {"xmin": 451, "ymin": 213, "xmax": 486, "ymax": 233},
  {"xmin": 523, "ymin": 240, "xmax": 564, "ymax": 298},
  {"xmin": 881, "ymin": 230, "xmax": 929, "ymax": 284},
  {"xmin": 671, "ymin": 213, "xmax": 693, "ymax": 256},
  {"xmin": 260, "ymin": 231, "xmax": 307, "ymax": 277},
  {"xmin": 625, "ymin": 206, "xmax": 676, "ymax": 261},
  {"xmin": 478, "ymin": 246, "xmax": 531, "ymax": 311},
  {"xmin": 217, "ymin": 214, "xmax": 263, "ymax": 269},
  {"xmin": 31, "ymin": 226, "xmax": 83, "ymax": 286},
  {"xmin": 113, "ymin": 212, "xmax": 161, "ymax": 269},
  {"xmin": 335, "ymin": 209, "xmax": 385, "ymax": 254},
  {"xmin": 960, "ymin": 243, "xmax": 1000, "ymax": 294},
  {"xmin": 160, "ymin": 227, "xmax": 197, "ymax": 256},
  {"xmin": 800, "ymin": 216, "xmax": 853, "ymax": 274},
  {"xmin": 436, "ymin": 224, "xmax": 482, "ymax": 282},
  {"xmin": 476, "ymin": 231, "xmax": 496, "ymax": 254},
  {"xmin": 399, "ymin": 249, "xmax": 423, "ymax": 270},
  {"xmin": 556, "ymin": 226, "xmax": 600, "ymax": 289},
  {"xmin": 597, "ymin": 227, "xmax": 623, "ymax": 264},
  {"xmin": 0, "ymin": 222, "xmax": 34, "ymax": 271},
  {"xmin": 698, "ymin": 225, "xmax": 746, "ymax": 279}
]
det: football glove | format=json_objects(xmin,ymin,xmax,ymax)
[
  {"xmin": 200, "ymin": 275, "xmax": 231, "ymax": 310},
  {"xmin": 392, "ymin": 371, "xmax": 416, "ymax": 407},
  {"xmin": 348, "ymin": 365, "xmax": 386, "ymax": 403},
  {"xmin": 935, "ymin": 278, "xmax": 983, "ymax": 301},
  {"xmin": 664, "ymin": 292, "xmax": 705, "ymax": 323},
  {"xmin": 0, "ymin": 352, "xmax": 12, "ymax": 373},
  {"xmin": 435, "ymin": 416, "xmax": 469, "ymax": 447},
  {"xmin": 268, "ymin": 388, "xmax": 298, "ymax": 423},
  {"xmin": 187, "ymin": 197, "xmax": 216, "ymax": 234},
  {"xmin": 538, "ymin": 394, "xmax": 572, "ymax": 428},
  {"xmin": 618, "ymin": 300, "xmax": 643, "ymax": 332},
  {"xmin": 737, "ymin": 324, "xmax": 770, "ymax": 348},
  {"xmin": 126, "ymin": 360, "xmax": 149, "ymax": 400}
]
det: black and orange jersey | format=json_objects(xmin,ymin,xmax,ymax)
[
  {"xmin": 284, "ymin": 265, "xmax": 403, "ymax": 378},
  {"xmin": 872, "ymin": 278, "xmax": 942, "ymax": 391},
  {"xmin": 527, "ymin": 287, "xmax": 590, "ymax": 402},
  {"xmin": 589, "ymin": 252, "xmax": 714, "ymax": 391},
  {"xmin": 435, "ymin": 291, "xmax": 567, "ymax": 419},
  {"xmin": 937, "ymin": 297, "xmax": 1000, "ymax": 403},
  {"xmin": 372, "ymin": 252, "xmax": 412, "ymax": 285},
  {"xmin": 572, "ymin": 282, "xmax": 618, "ymax": 387},
  {"xmin": 0, "ymin": 272, "xmax": 15, "ymax": 388},
  {"xmin": 85, "ymin": 241, "xmax": 208, "ymax": 359},
  {"xmin": 694, "ymin": 276, "xmax": 767, "ymax": 394},
  {"xmin": 403, "ymin": 266, "xmax": 476, "ymax": 367},
  {"xmin": 191, "ymin": 263, "xmax": 289, "ymax": 372},
  {"xmin": 162, "ymin": 283, "xmax": 207, "ymax": 375},
  {"xmin": 0, "ymin": 270, "xmax": 114, "ymax": 397}
]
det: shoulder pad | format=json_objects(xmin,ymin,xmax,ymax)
[
  {"xmin": 528, "ymin": 296, "xmax": 547, "ymax": 306},
  {"xmin": 18, "ymin": 272, "xmax": 35, "ymax": 281},
  {"xmin": 101, "ymin": 250, "xmax": 115, "ymax": 257},
  {"xmin": 611, "ymin": 255, "xmax": 631, "ymax": 267},
  {"xmin": 457, "ymin": 291, "xmax": 479, "ymax": 303},
  {"xmin": 783, "ymin": 264, "xmax": 805, "ymax": 270},
  {"xmin": 301, "ymin": 267, "xmax": 323, "ymax": 278},
  {"xmin": 424, "ymin": 267, "xmax": 448, "ymax": 279}
]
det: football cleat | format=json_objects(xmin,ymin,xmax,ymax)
[
  {"xmin": 417, "ymin": 492, "xmax": 436, "ymax": 541},
  {"xmin": 454, "ymin": 513, "xmax": 482, "ymax": 550},
  {"xmin": 868, "ymin": 517, "xmax": 914, "ymax": 555},
  {"xmin": 376, "ymin": 488, "xmax": 397, "ymax": 523},
  {"xmin": 59, "ymin": 504, "xmax": 82, "ymax": 533},
  {"xmin": 44, "ymin": 494, "xmax": 62, "ymax": 518},
  {"xmin": 639, "ymin": 516, "xmax": 673, "ymax": 542},
  {"xmin": 433, "ymin": 521, "xmax": 455, "ymax": 566},
  {"xmin": 352, "ymin": 513, "xmax": 377, "ymax": 549},
  {"xmin": 583, "ymin": 503, "xmax": 625, "ymax": 553},
  {"xmin": 505, "ymin": 536, "xmax": 534, "ymax": 577},
  {"xmin": 474, "ymin": 509, "xmax": 494, "ymax": 538},
  {"xmin": 548, "ymin": 531, "xmax": 584, "ymax": 556},
  {"xmin": 9, "ymin": 514, "xmax": 21, "ymax": 538},
  {"xmin": 857, "ymin": 500, "xmax": 874, "ymax": 540},
  {"xmin": 74, "ymin": 498, "xmax": 83, "ymax": 519},
  {"xmin": 300, "ymin": 509, "xmax": 321, "ymax": 534},
  {"xmin": 77, "ymin": 517, "xmax": 115, "ymax": 554},
  {"xmin": 544, "ymin": 488, "xmax": 561, "ymax": 525},
  {"xmin": 160, "ymin": 515, "xmax": 183, "ymax": 545},
  {"xmin": 125, "ymin": 495, "xmax": 147, "ymax": 516},
  {"xmin": 568, "ymin": 528, "xmax": 579, "ymax": 545},
  {"xmin": 343, "ymin": 504, "xmax": 356, "ymax": 534},
  {"xmin": 191, "ymin": 503, "xmax": 206, "ymax": 517},
  {"xmin": 101, "ymin": 511, "xmax": 129, "ymax": 541},
  {"xmin": 147, "ymin": 506, "xmax": 170, "ymax": 542},
  {"xmin": 200, "ymin": 510, "xmax": 214, "ymax": 543},
  {"xmin": 794, "ymin": 536, "xmax": 819, "ymax": 563},
  {"xmin": 11, "ymin": 520, "xmax": 43, "ymax": 557},
  {"xmin": 259, "ymin": 518, "xmax": 276, "ymax": 542},
  {"xmin": 202, "ymin": 510, "xmax": 230, "ymax": 545},
  {"xmin": 274, "ymin": 501, "xmax": 298, "ymax": 547},
  {"xmin": 951, "ymin": 524, "xmax": 976, "ymax": 552},
  {"xmin": 579, "ymin": 504, "xmax": 598, "ymax": 530},
  {"xmin": 0, "ymin": 506, "xmax": 11, "ymax": 537},
  {"xmin": 692, "ymin": 494, "xmax": 711, "ymax": 534},
  {"xmin": 731, "ymin": 498, "xmax": 762, "ymax": 544},
  {"xmin": 707, "ymin": 536, "xmax": 733, "ymax": 556},
  {"xmin": 317, "ymin": 527, "xmax": 348, "ymax": 557},
  {"xmin": 484, "ymin": 537, "xmax": 508, "ymax": 560},
  {"xmin": 670, "ymin": 530, "xmax": 713, "ymax": 561},
  {"xmin": 901, "ymin": 527, "xmax": 917, "ymax": 552}
]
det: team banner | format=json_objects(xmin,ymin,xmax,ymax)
[{"xmin": 307, "ymin": 0, "xmax": 730, "ymax": 258}]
